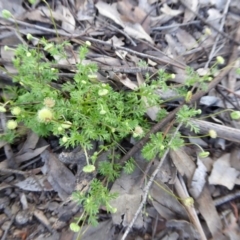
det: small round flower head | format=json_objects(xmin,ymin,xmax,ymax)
[
  {"xmin": 26, "ymin": 52, "xmax": 31, "ymax": 57},
  {"xmin": 133, "ymin": 126, "xmax": 144, "ymax": 137},
  {"xmin": 11, "ymin": 107, "xmax": 21, "ymax": 115},
  {"xmin": 7, "ymin": 120, "xmax": 18, "ymax": 130},
  {"xmin": 0, "ymin": 106, "xmax": 6, "ymax": 112},
  {"xmin": 196, "ymin": 109, "xmax": 202, "ymax": 115},
  {"xmin": 62, "ymin": 136, "xmax": 68, "ymax": 143},
  {"xmin": 26, "ymin": 33, "xmax": 33, "ymax": 40},
  {"xmin": 209, "ymin": 129, "xmax": 217, "ymax": 138},
  {"xmin": 70, "ymin": 223, "xmax": 80, "ymax": 233},
  {"xmin": 204, "ymin": 27, "xmax": 212, "ymax": 36},
  {"xmin": 83, "ymin": 164, "xmax": 96, "ymax": 173},
  {"xmin": 231, "ymin": 111, "xmax": 240, "ymax": 120},
  {"xmin": 4, "ymin": 45, "xmax": 10, "ymax": 51},
  {"xmin": 2, "ymin": 10, "xmax": 12, "ymax": 19},
  {"xmin": 98, "ymin": 89, "xmax": 108, "ymax": 96},
  {"xmin": 43, "ymin": 97, "xmax": 55, "ymax": 108},
  {"xmin": 216, "ymin": 56, "xmax": 225, "ymax": 65},
  {"xmin": 85, "ymin": 41, "xmax": 91, "ymax": 47},
  {"xmin": 37, "ymin": 107, "xmax": 53, "ymax": 123},
  {"xmin": 182, "ymin": 197, "xmax": 194, "ymax": 207},
  {"xmin": 171, "ymin": 73, "xmax": 176, "ymax": 79},
  {"xmin": 61, "ymin": 121, "xmax": 72, "ymax": 129},
  {"xmin": 58, "ymin": 126, "xmax": 63, "ymax": 132}
]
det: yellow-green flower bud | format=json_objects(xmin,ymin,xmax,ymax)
[
  {"xmin": 216, "ymin": 56, "xmax": 225, "ymax": 65},
  {"xmin": 62, "ymin": 136, "xmax": 68, "ymax": 143},
  {"xmin": 0, "ymin": 106, "xmax": 6, "ymax": 112},
  {"xmin": 70, "ymin": 222, "xmax": 80, "ymax": 232},
  {"xmin": 11, "ymin": 107, "xmax": 21, "ymax": 115},
  {"xmin": 26, "ymin": 33, "xmax": 33, "ymax": 40},
  {"xmin": 182, "ymin": 197, "xmax": 194, "ymax": 207},
  {"xmin": 204, "ymin": 27, "xmax": 212, "ymax": 36},
  {"xmin": 37, "ymin": 107, "xmax": 53, "ymax": 123},
  {"xmin": 85, "ymin": 41, "xmax": 91, "ymax": 46},
  {"xmin": 209, "ymin": 129, "xmax": 217, "ymax": 138},
  {"xmin": 2, "ymin": 10, "xmax": 12, "ymax": 19},
  {"xmin": 83, "ymin": 164, "xmax": 96, "ymax": 173},
  {"xmin": 231, "ymin": 111, "xmax": 240, "ymax": 120},
  {"xmin": 98, "ymin": 89, "xmax": 108, "ymax": 96},
  {"xmin": 7, "ymin": 120, "xmax": 18, "ymax": 130}
]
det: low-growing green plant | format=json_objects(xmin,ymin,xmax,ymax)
[{"xmin": 1, "ymin": 37, "xmax": 232, "ymax": 236}]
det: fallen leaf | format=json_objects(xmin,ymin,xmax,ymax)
[
  {"xmin": 181, "ymin": 0, "xmax": 199, "ymax": 23},
  {"xmin": 161, "ymin": 3, "xmax": 184, "ymax": 16},
  {"xmin": 150, "ymin": 180, "xmax": 189, "ymax": 221},
  {"xmin": 208, "ymin": 153, "xmax": 239, "ymax": 190},
  {"xmin": 189, "ymin": 157, "xmax": 207, "ymax": 199},
  {"xmin": 176, "ymin": 29, "xmax": 198, "ymax": 50},
  {"xmin": 56, "ymin": 5, "xmax": 75, "ymax": 32},
  {"xmin": 15, "ymin": 175, "xmax": 53, "ymax": 192},
  {"xmin": 166, "ymin": 219, "xmax": 200, "ymax": 239},
  {"xmin": 170, "ymin": 148, "xmax": 196, "ymax": 183},
  {"xmin": 95, "ymin": 1, "xmax": 124, "ymax": 28},
  {"xmin": 41, "ymin": 150, "xmax": 76, "ymax": 200},
  {"xmin": 197, "ymin": 185, "xmax": 223, "ymax": 238}
]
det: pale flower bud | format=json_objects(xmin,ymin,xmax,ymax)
[
  {"xmin": 37, "ymin": 107, "xmax": 53, "ymax": 123},
  {"xmin": 7, "ymin": 120, "xmax": 18, "ymax": 130}
]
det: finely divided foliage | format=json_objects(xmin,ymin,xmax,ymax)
[{"xmin": 1, "ymin": 40, "xmax": 215, "ymax": 233}]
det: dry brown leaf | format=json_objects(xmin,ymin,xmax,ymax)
[
  {"xmin": 56, "ymin": 5, "xmax": 75, "ymax": 32},
  {"xmin": 17, "ymin": 131, "xmax": 39, "ymax": 154},
  {"xmin": 206, "ymin": 8, "xmax": 222, "ymax": 35},
  {"xmin": 181, "ymin": 0, "xmax": 199, "ymax": 23},
  {"xmin": 197, "ymin": 185, "xmax": 223, "ymax": 238},
  {"xmin": 117, "ymin": 74, "xmax": 138, "ymax": 90},
  {"xmin": 176, "ymin": 29, "xmax": 198, "ymax": 50},
  {"xmin": 15, "ymin": 145, "xmax": 49, "ymax": 163},
  {"xmin": 165, "ymin": 220, "xmax": 200, "ymax": 239},
  {"xmin": 189, "ymin": 157, "xmax": 207, "ymax": 199},
  {"xmin": 208, "ymin": 153, "xmax": 240, "ymax": 190},
  {"xmin": 76, "ymin": 0, "xmax": 95, "ymax": 21},
  {"xmin": 0, "ymin": 0, "xmax": 25, "ymax": 18},
  {"xmin": 150, "ymin": 180, "xmax": 189, "ymax": 221},
  {"xmin": 161, "ymin": 3, "xmax": 184, "ymax": 16},
  {"xmin": 110, "ymin": 152, "xmax": 148, "ymax": 229},
  {"xmin": 73, "ymin": 220, "xmax": 113, "ymax": 240},
  {"xmin": 117, "ymin": 0, "xmax": 151, "ymax": 33},
  {"xmin": 106, "ymin": 36, "xmax": 125, "ymax": 47},
  {"xmin": 169, "ymin": 148, "xmax": 196, "ymax": 182},
  {"xmin": 95, "ymin": 1, "xmax": 124, "ymax": 27},
  {"xmin": 124, "ymin": 23, "xmax": 153, "ymax": 44},
  {"xmin": 41, "ymin": 150, "xmax": 76, "ymax": 200},
  {"xmin": 15, "ymin": 175, "xmax": 53, "ymax": 192}
]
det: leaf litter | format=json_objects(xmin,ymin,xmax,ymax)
[{"xmin": 1, "ymin": 0, "xmax": 240, "ymax": 239}]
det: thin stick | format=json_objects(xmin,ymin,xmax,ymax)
[
  {"xmin": 120, "ymin": 123, "xmax": 182, "ymax": 240},
  {"xmin": 204, "ymin": 0, "xmax": 231, "ymax": 68},
  {"xmin": 180, "ymin": 0, "xmax": 239, "ymax": 45}
]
